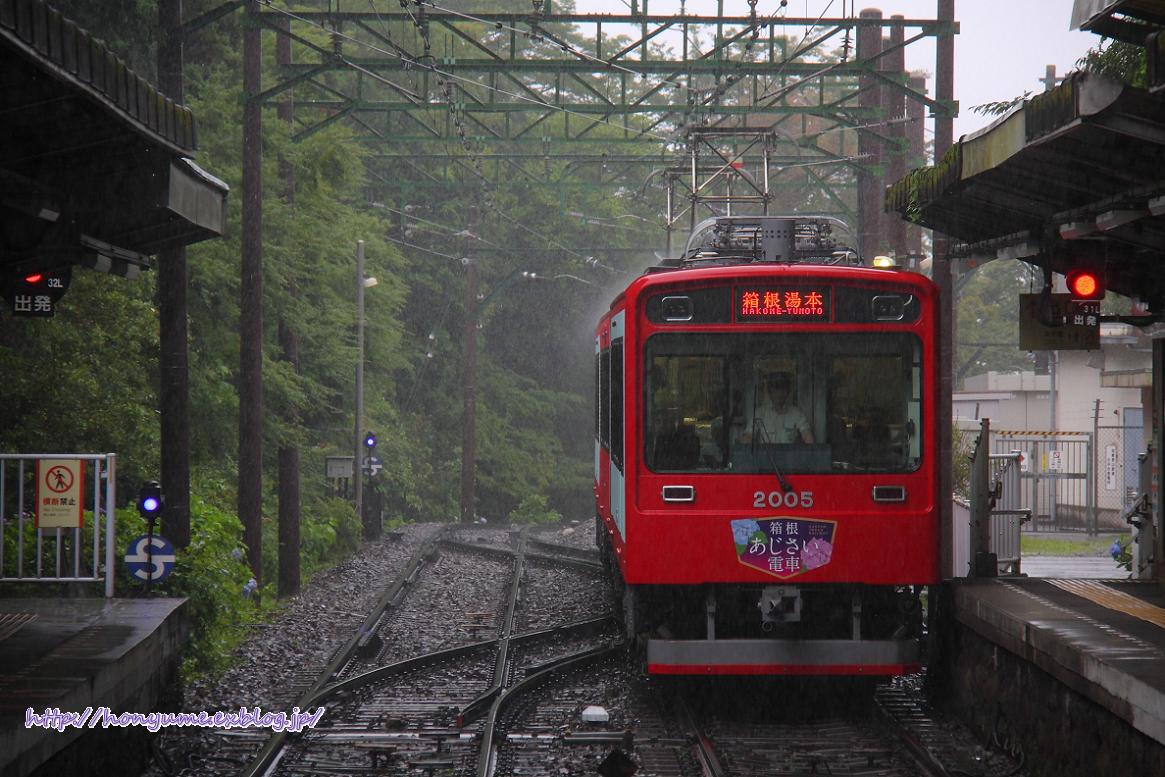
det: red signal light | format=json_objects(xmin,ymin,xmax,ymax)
[
  {"xmin": 24, "ymin": 273, "xmax": 43, "ymax": 284},
  {"xmin": 1066, "ymin": 269, "xmax": 1104, "ymax": 300}
]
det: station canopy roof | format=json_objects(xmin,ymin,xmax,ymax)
[
  {"xmin": 1071, "ymin": 0, "xmax": 1165, "ymax": 43},
  {"xmin": 885, "ymin": 68, "xmax": 1165, "ymax": 307},
  {"xmin": 0, "ymin": 0, "xmax": 227, "ymax": 279}
]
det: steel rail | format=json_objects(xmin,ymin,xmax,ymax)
[
  {"xmin": 457, "ymin": 531, "xmax": 529, "ymax": 726},
  {"xmin": 526, "ymin": 536, "xmax": 601, "ymax": 562},
  {"xmin": 244, "ymin": 616, "xmax": 613, "ymax": 777},
  {"xmin": 307, "ymin": 616, "xmax": 615, "ymax": 708},
  {"xmin": 240, "ymin": 528, "xmax": 612, "ymax": 777},
  {"xmin": 238, "ymin": 527, "xmax": 447, "ymax": 777},
  {"xmin": 673, "ymin": 694, "xmax": 728, "ymax": 777},
  {"xmin": 442, "ymin": 536, "xmax": 601, "ymax": 572},
  {"xmin": 476, "ymin": 642, "xmax": 625, "ymax": 777},
  {"xmin": 873, "ymin": 694, "xmax": 955, "ymax": 777}
]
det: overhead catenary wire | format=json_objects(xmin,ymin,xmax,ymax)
[
  {"xmin": 418, "ymin": 0, "xmax": 669, "ymax": 85},
  {"xmin": 384, "ymin": 235, "xmax": 462, "ymax": 261},
  {"xmin": 261, "ymin": 1, "xmax": 882, "ymax": 262},
  {"xmin": 257, "ymin": 0, "xmax": 669, "ymax": 265},
  {"xmin": 400, "ymin": 296, "xmax": 455, "ymax": 416},
  {"xmin": 362, "ymin": 5, "xmax": 625, "ymax": 268},
  {"xmin": 256, "ymin": 0, "xmax": 677, "ymax": 143},
  {"xmin": 373, "ymin": 202, "xmax": 504, "ymax": 249},
  {"xmin": 262, "ymin": 0, "xmax": 907, "ymax": 194},
  {"xmin": 261, "ymin": 0, "xmax": 871, "ymax": 143}
]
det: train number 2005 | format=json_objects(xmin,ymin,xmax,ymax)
[{"xmin": 753, "ymin": 490, "xmax": 814, "ymax": 509}]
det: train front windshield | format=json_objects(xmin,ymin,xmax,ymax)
[{"xmin": 645, "ymin": 332, "xmax": 922, "ymax": 474}]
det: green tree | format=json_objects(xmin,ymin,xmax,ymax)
[
  {"xmin": 955, "ymin": 259, "xmax": 1036, "ymax": 385},
  {"xmin": 1076, "ymin": 39, "xmax": 1147, "ymax": 87},
  {"xmin": 0, "ymin": 271, "xmax": 160, "ymax": 487}
]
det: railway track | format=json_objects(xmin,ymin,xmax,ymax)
[
  {"xmin": 486, "ymin": 664, "xmax": 1025, "ymax": 777},
  {"xmin": 235, "ymin": 525, "xmax": 619, "ymax": 777},
  {"xmin": 156, "ymin": 523, "xmax": 1022, "ymax": 777}
]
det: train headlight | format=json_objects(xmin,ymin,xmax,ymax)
[
  {"xmin": 871, "ymin": 295, "xmax": 907, "ymax": 321},
  {"xmin": 660, "ymin": 295, "xmax": 693, "ymax": 322}
]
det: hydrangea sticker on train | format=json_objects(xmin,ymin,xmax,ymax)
[{"xmin": 731, "ymin": 518, "xmax": 837, "ymax": 579}]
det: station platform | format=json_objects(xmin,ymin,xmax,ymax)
[
  {"xmin": 1020, "ymin": 554, "xmax": 1124, "ymax": 579},
  {"xmin": 938, "ymin": 573, "xmax": 1165, "ymax": 777},
  {"xmin": 0, "ymin": 597, "xmax": 187, "ymax": 777}
]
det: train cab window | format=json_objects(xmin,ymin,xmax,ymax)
[
  {"xmin": 826, "ymin": 340, "xmax": 921, "ymax": 471},
  {"xmin": 645, "ymin": 333, "xmax": 921, "ymax": 474},
  {"xmin": 646, "ymin": 354, "xmax": 728, "ymax": 472}
]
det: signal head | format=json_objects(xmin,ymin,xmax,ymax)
[
  {"xmin": 363, "ymin": 431, "xmax": 377, "ymax": 449},
  {"xmin": 1066, "ymin": 268, "xmax": 1104, "ymax": 300},
  {"xmin": 137, "ymin": 481, "xmax": 164, "ymax": 522}
]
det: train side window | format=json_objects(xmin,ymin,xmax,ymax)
[
  {"xmin": 594, "ymin": 352, "xmax": 601, "ymax": 444},
  {"xmin": 908, "ymin": 339, "xmax": 922, "ymax": 464},
  {"xmin": 599, "ymin": 349, "xmax": 610, "ymax": 451},
  {"xmin": 611, "ymin": 342, "xmax": 624, "ymax": 471}
]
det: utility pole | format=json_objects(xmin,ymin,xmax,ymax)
[
  {"xmin": 276, "ymin": 17, "xmax": 300, "ymax": 597},
  {"xmin": 1091, "ymin": 397, "xmax": 1101, "ymax": 536},
  {"xmin": 239, "ymin": 0, "xmax": 264, "ymax": 584},
  {"xmin": 856, "ymin": 8, "xmax": 884, "ymax": 262},
  {"xmin": 460, "ymin": 207, "xmax": 478, "ymax": 524},
  {"xmin": 157, "ymin": 0, "xmax": 190, "ymax": 549},
  {"xmin": 1050, "ymin": 350, "xmax": 1058, "ymax": 528},
  {"xmin": 935, "ymin": 0, "xmax": 955, "ymax": 579},
  {"xmin": 355, "ymin": 239, "xmax": 366, "ymax": 530}
]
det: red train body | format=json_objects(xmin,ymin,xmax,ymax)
[{"xmin": 594, "ymin": 217, "xmax": 940, "ymax": 676}]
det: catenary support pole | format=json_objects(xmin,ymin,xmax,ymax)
[
  {"xmin": 355, "ymin": 240, "xmax": 366, "ymax": 532},
  {"xmin": 461, "ymin": 207, "xmax": 479, "ymax": 524},
  {"xmin": 157, "ymin": 0, "xmax": 191, "ymax": 549},
  {"xmin": 239, "ymin": 0, "xmax": 264, "ymax": 584}
]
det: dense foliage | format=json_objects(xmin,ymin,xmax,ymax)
[
  {"xmin": 0, "ymin": 2, "xmax": 931, "ymax": 667},
  {"xmin": 0, "ymin": 0, "xmax": 651, "ymax": 617},
  {"xmin": 955, "ymin": 259, "xmax": 1038, "ymax": 385}
]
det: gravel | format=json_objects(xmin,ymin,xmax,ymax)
[{"xmin": 144, "ymin": 522, "xmax": 441, "ymax": 776}]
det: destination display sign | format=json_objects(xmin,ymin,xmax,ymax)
[{"xmin": 735, "ymin": 287, "xmax": 830, "ymax": 322}]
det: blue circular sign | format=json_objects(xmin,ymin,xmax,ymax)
[{"xmin": 124, "ymin": 534, "xmax": 176, "ymax": 583}]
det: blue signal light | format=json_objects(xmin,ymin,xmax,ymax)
[{"xmin": 137, "ymin": 481, "xmax": 164, "ymax": 522}]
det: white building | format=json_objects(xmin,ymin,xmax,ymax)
[{"xmin": 954, "ymin": 323, "xmax": 1151, "ymax": 530}]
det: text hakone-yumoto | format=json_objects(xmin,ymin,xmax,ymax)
[{"xmin": 740, "ymin": 290, "xmax": 825, "ymax": 317}]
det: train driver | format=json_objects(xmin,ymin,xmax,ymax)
[{"xmin": 737, "ymin": 371, "xmax": 814, "ymax": 445}]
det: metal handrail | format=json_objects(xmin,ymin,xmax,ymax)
[{"xmin": 0, "ymin": 452, "xmax": 116, "ymax": 597}]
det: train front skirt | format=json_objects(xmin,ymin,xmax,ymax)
[{"xmin": 646, "ymin": 635, "xmax": 920, "ymax": 675}]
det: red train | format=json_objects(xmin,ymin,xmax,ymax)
[{"xmin": 594, "ymin": 215, "xmax": 940, "ymax": 675}]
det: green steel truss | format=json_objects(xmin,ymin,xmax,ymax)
[{"xmin": 248, "ymin": 2, "xmax": 952, "ymax": 219}]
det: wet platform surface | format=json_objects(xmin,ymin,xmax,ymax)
[
  {"xmin": 1020, "ymin": 555, "xmax": 1125, "ymax": 578},
  {"xmin": 953, "ymin": 574, "xmax": 1165, "ymax": 747},
  {"xmin": 0, "ymin": 597, "xmax": 186, "ymax": 777}
]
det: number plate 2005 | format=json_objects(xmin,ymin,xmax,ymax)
[{"xmin": 753, "ymin": 490, "xmax": 814, "ymax": 509}]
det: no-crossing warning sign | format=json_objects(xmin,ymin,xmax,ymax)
[{"xmin": 36, "ymin": 459, "xmax": 84, "ymax": 529}]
